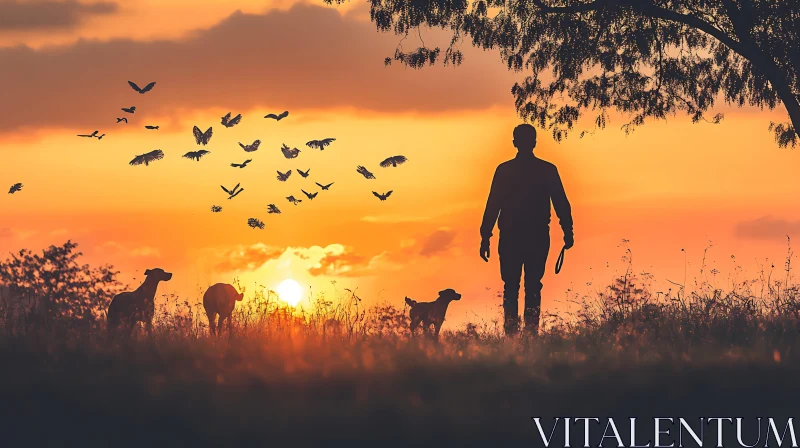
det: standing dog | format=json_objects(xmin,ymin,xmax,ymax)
[
  {"xmin": 107, "ymin": 268, "xmax": 173, "ymax": 335},
  {"xmin": 203, "ymin": 283, "xmax": 244, "ymax": 336},
  {"xmin": 405, "ymin": 288, "xmax": 462, "ymax": 339}
]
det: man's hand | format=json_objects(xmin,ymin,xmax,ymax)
[
  {"xmin": 480, "ymin": 239, "xmax": 490, "ymax": 262},
  {"xmin": 564, "ymin": 233, "xmax": 574, "ymax": 250}
]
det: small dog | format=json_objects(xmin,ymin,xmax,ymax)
[{"xmin": 405, "ymin": 288, "xmax": 462, "ymax": 339}]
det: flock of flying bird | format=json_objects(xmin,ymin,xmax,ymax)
[{"xmin": 6, "ymin": 80, "xmax": 412, "ymax": 228}]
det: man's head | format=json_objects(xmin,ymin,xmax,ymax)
[{"xmin": 513, "ymin": 124, "xmax": 537, "ymax": 152}]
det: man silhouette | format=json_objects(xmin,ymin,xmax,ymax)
[{"xmin": 480, "ymin": 124, "xmax": 573, "ymax": 336}]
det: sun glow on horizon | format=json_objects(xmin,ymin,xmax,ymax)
[{"xmin": 276, "ymin": 278, "xmax": 304, "ymax": 306}]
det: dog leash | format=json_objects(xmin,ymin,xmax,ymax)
[{"xmin": 555, "ymin": 245, "xmax": 566, "ymax": 274}]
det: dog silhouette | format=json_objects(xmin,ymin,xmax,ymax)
[
  {"xmin": 405, "ymin": 288, "xmax": 462, "ymax": 339},
  {"xmin": 203, "ymin": 283, "xmax": 244, "ymax": 336},
  {"xmin": 107, "ymin": 268, "xmax": 172, "ymax": 335}
]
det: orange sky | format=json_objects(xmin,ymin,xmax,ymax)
[{"xmin": 2, "ymin": 0, "xmax": 799, "ymax": 328}]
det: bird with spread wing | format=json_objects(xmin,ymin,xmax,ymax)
[
  {"xmin": 315, "ymin": 182, "xmax": 334, "ymax": 190},
  {"xmin": 301, "ymin": 189, "xmax": 318, "ymax": 200},
  {"xmin": 280, "ymin": 144, "xmax": 300, "ymax": 159},
  {"xmin": 221, "ymin": 112, "xmax": 242, "ymax": 128},
  {"xmin": 116, "ymin": 117, "xmax": 127, "ymax": 123},
  {"xmin": 122, "ymin": 106, "xmax": 136, "ymax": 114},
  {"xmin": 183, "ymin": 150, "xmax": 210, "ymax": 161},
  {"xmin": 8, "ymin": 183, "xmax": 22, "ymax": 194},
  {"xmin": 264, "ymin": 111, "xmax": 289, "ymax": 121},
  {"xmin": 306, "ymin": 138, "xmax": 336, "ymax": 150},
  {"xmin": 297, "ymin": 168, "xmax": 310, "ymax": 178},
  {"xmin": 193, "ymin": 126, "xmax": 213, "ymax": 145},
  {"xmin": 128, "ymin": 81, "xmax": 156, "ymax": 94},
  {"xmin": 276, "ymin": 170, "xmax": 291, "ymax": 182},
  {"xmin": 267, "ymin": 204, "xmax": 281, "ymax": 214},
  {"xmin": 356, "ymin": 166, "xmax": 376, "ymax": 179},
  {"xmin": 145, "ymin": 125, "xmax": 159, "ymax": 130},
  {"xmin": 211, "ymin": 205, "xmax": 222, "ymax": 213},
  {"xmin": 221, "ymin": 183, "xmax": 244, "ymax": 200},
  {"xmin": 129, "ymin": 149, "xmax": 164, "ymax": 166},
  {"xmin": 78, "ymin": 130, "xmax": 99, "ymax": 138},
  {"xmin": 231, "ymin": 159, "xmax": 252, "ymax": 168},
  {"xmin": 373, "ymin": 191, "xmax": 393, "ymax": 201},
  {"xmin": 380, "ymin": 155, "xmax": 408, "ymax": 168},
  {"xmin": 286, "ymin": 195, "xmax": 302, "ymax": 205},
  {"xmin": 248, "ymin": 218, "xmax": 265, "ymax": 230},
  {"xmin": 239, "ymin": 140, "xmax": 261, "ymax": 152}
]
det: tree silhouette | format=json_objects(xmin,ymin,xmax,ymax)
[
  {"xmin": 329, "ymin": 0, "xmax": 799, "ymax": 147},
  {"xmin": 0, "ymin": 241, "xmax": 121, "ymax": 324}
]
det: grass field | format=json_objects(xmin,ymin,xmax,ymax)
[{"xmin": 2, "ymin": 242, "xmax": 800, "ymax": 446}]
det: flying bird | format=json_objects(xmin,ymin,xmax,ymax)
[
  {"xmin": 211, "ymin": 205, "xmax": 222, "ymax": 213},
  {"xmin": 193, "ymin": 126, "xmax": 213, "ymax": 145},
  {"xmin": 315, "ymin": 182, "xmax": 334, "ymax": 190},
  {"xmin": 297, "ymin": 168, "xmax": 310, "ymax": 178},
  {"xmin": 356, "ymin": 166, "xmax": 376, "ymax": 179},
  {"xmin": 230, "ymin": 159, "xmax": 252, "ymax": 168},
  {"xmin": 280, "ymin": 144, "xmax": 300, "ymax": 159},
  {"xmin": 267, "ymin": 204, "xmax": 281, "ymax": 214},
  {"xmin": 373, "ymin": 190, "xmax": 393, "ymax": 201},
  {"xmin": 276, "ymin": 170, "xmax": 291, "ymax": 182},
  {"xmin": 286, "ymin": 195, "xmax": 302, "ymax": 205},
  {"xmin": 221, "ymin": 183, "xmax": 244, "ymax": 200},
  {"xmin": 128, "ymin": 81, "xmax": 156, "ymax": 94},
  {"xmin": 247, "ymin": 218, "xmax": 265, "ymax": 230},
  {"xmin": 78, "ymin": 130, "xmax": 99, "ymax": 138},
  {"xmin": 301, "ymin": 189, "xmax": 318, "ymax": 200},
  {"xmin": 306, "ymin": 138, "xmax": 336, "ymax": 150},
  {"xmin": 116, "ymin": 117, "xmax": 128, "ymax": 123},
  {"xmin": 145, "ymin": 125, "xmax": 159, "ymax": 130},
  {"xmin": 183, "ymin": 150, "xmax": 210, "ymax": 161},
  {"xmin": 129, "ymin": 149, "xmax": 165, "ymax": 166},
  {"xmin": 8, "ymin": 183, "xmax": 22, "ymax": 194},
  {"xmin": 380, "ymin": 155, "xmax": 408, "ymax": 168},
  {"xmin": 221, "ymin": 112, "xmax": 242, "ymax": 128},
  {"xmin": 122, "ymin": 106, "xmax": 136, "ymax": 114},
  {"xmin": 239, "ymin": 140, "xmax": 261, "ymax": 152},
  {"xmin": 264, "ymin": 111, "xmax": 289, "ymax": 121}
]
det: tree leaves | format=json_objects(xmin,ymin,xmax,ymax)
[
  {"xmin": 351, "ymin": 0, "xmax": 800, "ymax": 147},
  {"xmin": 0, "ymin": 241, "xmax": 122, "ymax": 325}
]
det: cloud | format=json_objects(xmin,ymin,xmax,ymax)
[
  {"xmin": 213, "ymin": 243, "xmax": 286, "ymax": 273},
  {"xmin": 97, "ymin": 241, "xmax": 162, "ymax": 259},
  {"xmin": 419, "ymin": 227, "xmax": 457, "ymax": 257},
  {"xmin": 0, "ymin": 1, "xmax": 118, "ymax": 31},
  {"xmin": 0, "ymin": 227, "xmax": 38, "ymax": 241},
  {"xmin": 361, "ymin": 215, "xmax": 431, "ymax": 224},
  {"xmin": 734, "ymin": 216, "xmax": 800, "ymax": 241},
  {"xmin": 0, "ymin": 3, "xmax": 514, "ymax": 132}
]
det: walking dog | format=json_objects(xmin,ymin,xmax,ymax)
[
  {"xmin": 405, "ymin": 288, "xmax": 462, "ymax": 339},
  {"xmin": 203, "ymin": 283, "xmax": 244, "ymax": 336},
  {"xmin": 107, "ymin": 268, "xmax": 173, "ymax": 335}
]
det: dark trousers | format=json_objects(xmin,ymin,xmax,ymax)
[{"xmin": 499, "ymin": 232, "xmax": 550, "ymax": 336}]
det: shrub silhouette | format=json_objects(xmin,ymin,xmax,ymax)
[{"xmin": 0, "ymin": 240, "xmax": 121, "ymax": 329}]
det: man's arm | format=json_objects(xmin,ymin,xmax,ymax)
[
  {"xmin": 550, "ymin": 167, "xmax": 574, "ymax": 248},
  {"xmin": 480, "ymin": 167, "xmax": 503, "ymax": 240}
]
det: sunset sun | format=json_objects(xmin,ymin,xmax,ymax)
[{"xmin": 276, "ymin": 279, "xmax": 303, "ymax": 306}]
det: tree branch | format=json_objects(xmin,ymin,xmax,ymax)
[{"xmin": 531, "ymin": 0, "xmax": 746, "ymax": 59}]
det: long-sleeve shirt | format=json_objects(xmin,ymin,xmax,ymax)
[{"xmin": 480, "ymin": 152, "xmax": 573, "ymax": 241}]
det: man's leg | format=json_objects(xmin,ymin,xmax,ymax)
[
  {"xmin": 499, "ymin": 247, "xmax": 523, "ymax": 336},
  {"xmin": 522, "ymin": 235, "xmax": 550, "ymax": 335}
]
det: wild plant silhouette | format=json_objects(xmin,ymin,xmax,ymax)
[{"xmin": 1, "ymin": 240, "xmax": 800, "ymax": 445}]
